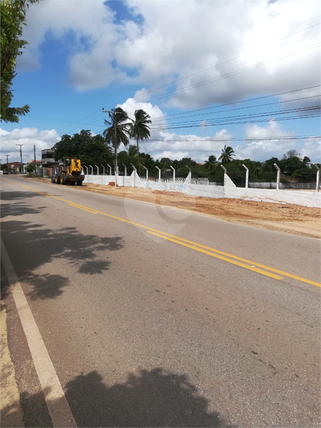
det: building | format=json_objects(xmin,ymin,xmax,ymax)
[
  {"xmin": 3, "ymin": 161, "xmax": 26, "ymax": 173},
  {"xmin": 41, "ymin": 149, "xmax": 57, "ymax": 177}
]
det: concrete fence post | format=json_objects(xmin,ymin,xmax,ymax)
[
  {"xmin": 242, "ymin": 164, "xmax": 249, "ymax": 188},
  {"xmin": 170, "ymin": 165, "xmax": 175, "ymax": 182},
  {"xmin": 142, "ymin": 165, "xmax": 148, "ymax": 182},
  {"xmin": 274, "ymin": 163, "xmax": 280, "ymax": 190},
  {"xmin": 131, "ymin": 164, "xmax": 137, "ymax": 187},
  {"xmin": 315, "ymin": 165, "xmax": 320, "ymax": 193},
  {"xmin": 156, "ymin": 166, "xmax": 161, "ymax": 182},
  {"xmin": 221, "ymin": 165, "xmax": 227, "ymax": 186}
]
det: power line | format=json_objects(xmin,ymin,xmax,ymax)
[
  {"xmin": 143, "ymin": 42, "xmax": 321, "ymax": 105},
  {"xmin": 151, "ymin": 86, "xmax": 321, "ymax": 122},
  {"xmin": 25, "ymin": 85, "xmax": 321, "ymax": 132},
  {"xmin": 149, "ymin": 104, "xmax": 321, "ymax": 128},
  {"xmin": 139, "ymin": 22, "xmax": 321, "ymax": 99},
  {"xmin": 138, "ymin": 135, "xmax": 321, "ymax": 143},
  {"xmin": 103, "ymin": 22, "xmax": 321, "ymax": 110},
  {"xmin": 149, "ymin": 109, "xmax": 320, "ymax": 131}
]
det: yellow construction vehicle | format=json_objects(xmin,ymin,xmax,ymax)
[{"xmin": 51, "ymin": 157, "xmax": 84, "ymax": 186}]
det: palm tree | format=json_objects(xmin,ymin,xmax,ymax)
[
  {"xmin": 219, "ymin": 145, "xmax": 235, "ymax": 165},
  {"xmin": 129, "ymin": 109, "xmax": 152, "ymax": 175},
  {"xmin": 103, "ymin": 107, "xmax": 130, "ymax": 174},
  {"xmin": 204, "ymin": 155, "xmax": 217, "ymax": 173}
]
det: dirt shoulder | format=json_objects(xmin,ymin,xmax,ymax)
[
  {"xmin": 25, "ymin": 178, "xmax": 320, "ymax": 239},
  {"xmin": 73, "ymin": 183, "xmax": 320, "ymax": 239}
]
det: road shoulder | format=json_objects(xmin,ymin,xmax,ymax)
[{"xmin": 0, "ymin": 299, "xmax": 24, "ymax": 427}]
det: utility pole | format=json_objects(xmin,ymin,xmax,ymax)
[
  {"xmin": 34, "ymin": 145, "xmax": 36, "ymax": 176},
  {"xmin": 16, "ymin": 144, "xmax": 23, "ymax": 173},
  {"xmin": 6, "ymin": 154, "xmax": 10, "ymax": 172}
]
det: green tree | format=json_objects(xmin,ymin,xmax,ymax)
[
  {"xmin": 204, "ymin": 155, "xmax": 217, "ymax": 180},
  {"xmin": 219, "ymin": 145, "xmax": 235, "ymax": 165},
  {"xmin": 79, "ymin": 134, "xmax": 113, "ymax": 167},
  {"xmin": 1, "ymin": 0, "xmax": 40, "ymax": 122},
  {"xmin": 176, "ymin": 158, "xmax": 197, "ymax": 178},
  {"xmin": 25, "ymin": 162, "xmax": 35, "ymax": 174},
  {"xmin": 204, "ymin": 155, "xmax": 217, "ymax": 171},
  {"xmin": 279, "ymin": 156, "xmax": 303, "ymax": 176},
  {"xmin": 53, "ymin": 134, "xmax": 75, "ymax": 160},
  {"xmin": 292, "ymin": 168, "xmax": 316, "ymax": 182},
  {"xmin": 159, "ymin": 157, "xmax": 172, "ymax": 169},
  {"xmin": 103, "ymin": 108, "xmax": 130, "ymax": 173},
  {"xmin": 52, "ymin": 130, "xmax": 113, "ymax": 167},
  {"xmin": 129, "ymin": 109, "xmax": 152, "ymax": 176}
]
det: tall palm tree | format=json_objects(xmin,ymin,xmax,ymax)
[
  {"xmin": 219, "ymin": 145, "xmax": 235, "ymax": 165},
  {"xmin": 129, "ymin": 109, "xmax": 152, "ymax": 175},
  {"xmin": 103, "ymin": 107, "xmax": 130, "ymax": 174}
]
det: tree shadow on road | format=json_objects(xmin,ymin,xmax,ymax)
[
  {"xmin": 0, "ymin": 191, "xmax": 45, "ymax": 219},
  {"xmin": 1, "ymin": 368, "xmax": 232, "ymax": 427},
  {"xmin": 1, "ymin": 191, "xmax": 124, "ymax": 300},
  {"xmin": 65, "ymin": 368, "xmax": 231, "ymax": 427}
]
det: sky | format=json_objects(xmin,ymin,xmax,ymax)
[{"xmin": 1, "ymin": 0, "xmax": 321, "ymax": 167}]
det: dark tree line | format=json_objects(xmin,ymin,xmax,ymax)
[{"xmin": 52, "ymin": 131, "xmax": 318, "ymax": 183}]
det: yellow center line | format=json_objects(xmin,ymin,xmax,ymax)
[
  {"xmin": 146, "ymin": 230, "xmax": 321, "ymax": 288},
  {"xmin": 4, "ymin": 180, "xmax": 321, "ymax": 288},
  {"xmin": 67, "ymin": 202, "xmax": 99, "ymax": 214},
  {"xmin": 147, "ymin": 231, "xmax": 283, "ymax": 280}
]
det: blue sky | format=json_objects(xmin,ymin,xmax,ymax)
[{"xmin": 1, "ymin": 0, "xmax": 320, "ymax": 166}]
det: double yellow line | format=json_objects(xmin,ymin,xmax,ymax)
[
  {"xmin": 7, "ymin": 181, "xmax": 321, "ymax": 287},
  {"xmin": 56, "ymin": 195, "xmax": 321, "ymax": 287}
]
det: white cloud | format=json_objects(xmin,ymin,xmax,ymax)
[
  {"xmin": 116, "ymin": 98, "xmax": 233, "ymax": 161},
  {"xmin": 117, "ymin": 97, "xmax": 167, "ymax": 139},
  {"xmin": 0, "ymin": 128, "xmax": 60, "ymax": 164},
  {"xmin": 235, "ymin": 120, "xmax": 297, "ymax": 160},
  {"xmin": 19, "ymin": 0, "xmax": 320, "ymax": 107},
  {"xmin": 301, "ymin": 137, "xmax": 321, "ymax": 162},
  {"xmin": 143, "ymin": 130, "xmax": 233, "ymax": 163}
]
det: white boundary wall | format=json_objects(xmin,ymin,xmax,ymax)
[{"xmin": 84, "ymin": 171, "xmax": 321, "ymax": 208}]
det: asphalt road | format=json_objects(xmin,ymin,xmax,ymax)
[{"xmin": 1, "ymin": 176, "xmax": 320, "ymax": 427}]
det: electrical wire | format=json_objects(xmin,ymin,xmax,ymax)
[
  {"xmin": 142, "ymin": 42, "xmax": 321, "ymax": 105},
  {"xmin": 103, "ymin": 22, "xmax": 321, "ymax": 110}
]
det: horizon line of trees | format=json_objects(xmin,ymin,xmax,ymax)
[{"xmin": 52, "ymin": 128, "xmax": 319, "ymax": 185}]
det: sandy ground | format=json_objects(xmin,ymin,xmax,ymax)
[
  {"xmin": 0, "ymin": 301, "xmax": 24, "ymax": 427},
  {"xmin": 72, "ymin": 183, "xmax": 321, "ymax": 239}
]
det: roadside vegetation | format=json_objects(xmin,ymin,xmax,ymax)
[
  {"xmin": 52, "ymin": 128, "xmax": 318, "ymax": 185},
  {"xmin": 1, "ymin": 0, "xmax": 41, "ymax": 123}
]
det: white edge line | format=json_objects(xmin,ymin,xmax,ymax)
[{"xmin": 1, "ymin": 239, "xmax": 77, "ymax": 428}]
